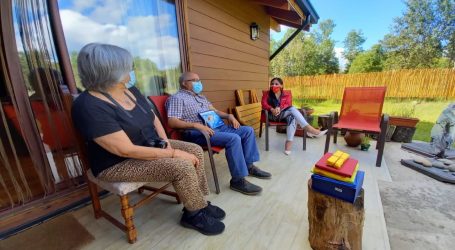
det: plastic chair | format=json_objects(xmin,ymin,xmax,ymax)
[
  {"xmin": 259, "ymin": 90, "xmax": 306, "ymax": 151},
  {"xmin": 324, "ymin": 87, "xmax": 389, "ymax": 167},
  {"xmin": 147, "ymin": 95, "xmax": 222, "ymax": 194}
]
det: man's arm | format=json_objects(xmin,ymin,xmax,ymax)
[{"xmin": 168, "ymin": 117, "xmax": 215, "ymax": 136}]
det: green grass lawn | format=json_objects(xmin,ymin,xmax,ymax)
[{"xmin": 294, "ymin": 98, "xmax": 452, "ymax": 142}]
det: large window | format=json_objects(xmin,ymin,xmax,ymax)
[{"xmin": 58, "ymin": 0, "xmax": 183, "ymax": 96}]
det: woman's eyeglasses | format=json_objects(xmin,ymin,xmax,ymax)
[{"xmin": 270, "ymin": 82, "xmax": 281, "ymax": 86}]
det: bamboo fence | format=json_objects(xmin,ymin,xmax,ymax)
[{"xmin": 283, "ymin": 68, "xmax": 455, "ymax": 100}]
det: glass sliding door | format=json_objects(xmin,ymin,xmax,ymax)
[
  {"xmin": 0, "ymin": 0, "xmax": 83, "ymax": 215},
  {"xmin": 58, "ymin": 0, "xmax": 183, "ymax": 96}
]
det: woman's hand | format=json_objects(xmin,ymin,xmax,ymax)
[
  {"xmin": 271, "ymin": 107, "xmax": 281, "ymax": 116},
  {"xmin": 228, "ymin": 114, "xmax": 240, "ymax": 129},
  {"xmin": 172, "ymin": 149, "xmax": 200, "ymax": 167}
]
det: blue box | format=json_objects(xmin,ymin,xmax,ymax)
[{"xmin": 311, "ymin": 170, "xmax": 365, "ymax": 203}]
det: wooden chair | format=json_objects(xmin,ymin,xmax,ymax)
[
  {"xmin": 259, "ymin": 90, "xmax": 307, "ymax": 151},
  {"xmin": 69, "ymin": 97, "xmax": 180, "ymax": 244},
  {"xmin": 234, "ymin": 102, "xmax": 262, "ymax": 135},
  {"xmin": 324, "ymin": 87, "xmax": 389, "ymax": 167},
  {"xmin": 147, "ymin": 95, "xmax": 223, "ymax": 194}
]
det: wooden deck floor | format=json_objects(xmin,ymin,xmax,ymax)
[{"xmin": 73, "ymin": 132, "xmax": 391, "ymax": 250}]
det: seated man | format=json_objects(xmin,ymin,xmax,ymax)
[{"xmin": 166, "ymin": 72, "xmax": 271, "ymax": 195}]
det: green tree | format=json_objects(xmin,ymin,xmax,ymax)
[
  {"xmin": 343, "ymin": 30, "xmax": 366, "ymax": 71},
  {"xmin": 349, "ymin": 44, "xmax": 385, "ymax": 73},
  {"xmin": 270, "ymin": 19, "xmax": 339, "ymax": 76},
  {"xmin": 381, "ymin": 0, "xmax": 453, "ymax": 69}
]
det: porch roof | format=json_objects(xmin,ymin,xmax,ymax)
[{"xmin": 254, "ymin": 0, "xmax": 319, "ymax": 31}]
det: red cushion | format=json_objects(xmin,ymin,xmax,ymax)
[
  {"xmin": 334, "ymin": 118, "xmax": 381, "ymax": 133},
  {"xmin": 202, "ymin": 146, "xmax": 224, "ymax": 153}
]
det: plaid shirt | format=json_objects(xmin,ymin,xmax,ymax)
[{"xmin": 166, "ymin": 89, "xmax": 212, "ymax": 124}]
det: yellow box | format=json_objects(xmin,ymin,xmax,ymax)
[{"xmin": 312, "ymin": 164, "xmax": 359, "ymax": 183}]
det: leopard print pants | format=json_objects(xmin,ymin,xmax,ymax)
[{"xmin": 97, "ymin": 140, "xmax": 209, "ymax": 211}]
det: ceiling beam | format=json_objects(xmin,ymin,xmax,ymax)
[
  {"xmin": 252, "ymin": 0, "xmax": 290, "ymax": 10},
  {"xmin": 287, "ymin": 0, "xmax": 305, "ymax": 19},
  {"xmin": 270, "ymin": 17, "xmax": 281, "ymax": 32},
  {"xmin": 266, "ymin": 7, "xmax": 302, "ymax": 26}
]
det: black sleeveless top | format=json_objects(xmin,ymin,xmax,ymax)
[{"xmin": 72, "ymin": 87, "xmax": 159, "ymax": 176}]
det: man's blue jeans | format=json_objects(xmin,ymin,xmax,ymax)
[{"xmin": 182, "ymin": 125, "xmax": 260, "ymax": 179}]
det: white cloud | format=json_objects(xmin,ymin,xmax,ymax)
[
  {"xmin": 334, "ymin": 47, "xmax": 347, "ymax": 72},
  {"xmin": 59, "ymin": 9, "xmax": 181, "ymax": 70}
]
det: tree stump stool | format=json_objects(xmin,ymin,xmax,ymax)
[{"xmin": 308, "ymin": 181, "xmax": 365, "ymax": 250}]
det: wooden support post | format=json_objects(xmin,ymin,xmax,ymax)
[{"xmin": 308, "ymin": 181, "xmax": 365, "ymax": 250}]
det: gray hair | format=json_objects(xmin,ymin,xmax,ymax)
[
  {"xmin": 77, "ymin": 43, "xmax": 132, "ymax": 92},
  {"xmin": 179, "ymin": 72, "xmax": 194, "ymax": 88}
]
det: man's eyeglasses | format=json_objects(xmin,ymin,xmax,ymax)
[{"xmin": 185, "ymin": 78, "xmax": 200, "ymax": 82}]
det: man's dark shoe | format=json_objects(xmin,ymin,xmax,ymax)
[
  {"xmin": 230, "ymin": 178, "xmax": 262, "ymax": 195},
  {"xmin": 180, "ymin": 209, "xmax": 225, "ymax": 235},
  {"xmin": 204, "ymin": 201, "xmax": 226, "ymax": 220},
  {"xmin": 248, "ymin": 165, "xmax": 272, "ymax": 179}
]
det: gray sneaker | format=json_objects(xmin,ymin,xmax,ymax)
[{"xmin": 230, "ymin": 178, "xmax": 262, "ymax": 195}]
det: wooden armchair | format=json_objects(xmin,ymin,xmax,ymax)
[
  {"xmin": 323, "ymin": 87, "xmax": 389, "ymax": 167},
  {"xmin": 147, "ymin": 95, "xmax": 223, "ymax": 194},
  {"xmin": 70, "ymin": 96, "xmax": 180, "ymax": 244}
]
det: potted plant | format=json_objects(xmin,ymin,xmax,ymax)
[
  {"xmin": 388, "ymin": 102, "xmax": 420, "ymax": 143},
  {"xmin": 360, "ymin": 136, "xmax": 371, "ymax": 151},
  {"xmin": 301, "ymin": 103, "xmax": 315, "ymax": 116}
]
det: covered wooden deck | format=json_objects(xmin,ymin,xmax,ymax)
[{"xmin": 73, "ymin": 131, "xmax": 391, "ymax": 249}]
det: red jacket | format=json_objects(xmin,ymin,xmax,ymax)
[{"xmin": 261, "ymin": 90, "xmax": 292, "ymax": 111}]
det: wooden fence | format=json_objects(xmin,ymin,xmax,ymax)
[{"xmin": 283, "ymin": 68, "xmax": 455, "ymax": 100}]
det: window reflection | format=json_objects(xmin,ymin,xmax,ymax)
[{"xmin": 58, "ymin": 0, "xmax": 183, "ymax": 96}]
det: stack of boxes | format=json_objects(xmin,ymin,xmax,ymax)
[{"xmin": 310, "ymin": 150, "xmax": 365, "ymax": 203}]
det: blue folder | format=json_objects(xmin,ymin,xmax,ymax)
[
  {"xmin": 199, "ymin": 110, "xmax": 225, "ymax": 129},
  {"xmin": 311, "ymin": 170, "xmax": 365, "ymax": 203}
]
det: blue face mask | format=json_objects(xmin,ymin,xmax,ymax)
[
  {"xmin": 192, "ymin": 81, "xmax": 203, "ymax": 94},
  {"xmin": 125, "ymin": 70, "xmax": 136, "ymax": 88}
]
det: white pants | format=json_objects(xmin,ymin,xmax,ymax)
[{"xmin": 280, "ymin": 106, "xmax": 309, "ymax": 141}]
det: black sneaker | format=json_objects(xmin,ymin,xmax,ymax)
[
  {"xmin": 182, "ymin": 202, "xmax": 226, "ymax": 221},
  {"xmin": 248, "ymin": 165, "xmax": 272, "ymax": 179},
  {"xmin": 180, "ymin": 209, "xmax": 225, "ymax": 235},
  {"xmin": 230, "ymin": 178, "xmax": 262, "ymax": 195},
  {"xmin": 204, "ymin": 201, "xmax": 226, "ymax": 220}
]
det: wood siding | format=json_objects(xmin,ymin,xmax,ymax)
[{"xmin": 187, "ymin": 0, "xmax": 270, "ymax": 112}]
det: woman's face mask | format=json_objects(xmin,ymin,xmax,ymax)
[
  {"xmin": 125, "ymin": 70, "xmax": 136, "ymax": 88},
  {"xmin": 192, "ymin": 81, "xmax": 203, "ymax": 94},
  {"xmin": 271, "ymin": 85, "xmax": 281, "ymax": 93}
]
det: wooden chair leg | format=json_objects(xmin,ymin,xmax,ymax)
[
  {"xmin": 333, "ymin": 130, "xmax": 338, "ymax": 143},
  {"xmin": 87, "ymin": 180, "xmax": 102, "ymax": 219},
  {"xmin": 120, "ymin": 195, "xmax": 137, "ymax": 244},
  {"xmin": 265, "ymin": 123, "xmax": 269, "ymax": 151}
]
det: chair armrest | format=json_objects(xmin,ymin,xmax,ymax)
[
  {"xmin": 327, "ymin": 111, "xmax": 337, "ymax": 128},
  {"xmin": 332, "ymin": 111, "xmax": 339, "ymax": 125},
  {"xmin": 200, "ymin": 130, "xmax": 213, "ymax": 149}
]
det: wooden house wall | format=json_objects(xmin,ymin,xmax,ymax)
[{"xmin": 187, "ymin": 0, "xmax": 270, "ymax": 112}]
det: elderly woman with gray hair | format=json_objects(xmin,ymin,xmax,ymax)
[{"xmin": 72, "ymin": 43, "xmax": 225, "ymax": 235}]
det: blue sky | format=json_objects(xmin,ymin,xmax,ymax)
[{"xmin": 272, "ymin": 0, "xmax": 406, "ymax": 50}]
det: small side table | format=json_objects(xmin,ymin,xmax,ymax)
[{"xmin": 318, "ymin": 114, "xmax": 331, "ymax": 130}]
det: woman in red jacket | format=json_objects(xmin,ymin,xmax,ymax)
[{"xmin": 262, "ymin": 77, "xmax": 327, "ymax": 155}]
